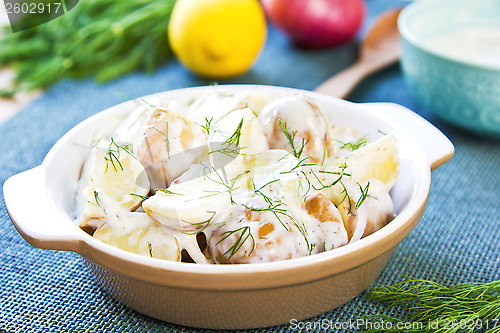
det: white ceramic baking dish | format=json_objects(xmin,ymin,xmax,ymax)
[{"xmin": 3, "ymin": 85, "xmax": 454, "ymax": 329}]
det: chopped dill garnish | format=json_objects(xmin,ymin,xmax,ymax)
[
  {"xmin": 249, "ymin": 177, "xmax": 312, "ymax": 251},
  {"xmin": 141, "ymin": 98, "xmax": 157, "ymax": 109},
  {"xmin": 130, "ymin": 193, "xmax": 150, "ymax": 200},
  {"xmin": 94, "ymin": 191, "xmax": 100, "ymax": 206},
  {"xmin": 227, "ymin": 118, "xmax": 244, "ymax": 146},
  {"xmin": 297, "ymin": 170, "xmax": 312, "ymax": 199},
  {"xmin": 249, "ymin": 180, "xmax": 291, "ymax": 230},
  {"xmin": 198, "ymin": 168, "xmax": 248, "ymax": 204},
  {"xmin": 378, "ymin": 129, "xmax": 388, "ymax": 135},
  {"xmin": 150, "ymin": 122, "xmax": 170, "ymax": 159},
  {"xmin": 336, "ymin": 138, "xmax": 367, "ymax": 151},
  {"xmin": 155, "ymin": 188, "xmax": 182, "ymax": 195},
  {"xmin": 338, "ymin": 181, "xmax": 354, "ymax": 215},
  {"xmin": 213, "ymin": 104, "xmax": 247, "ymax": 124},
  {"xmin": 280, "ymin": 156, "xmax": 315, "ymax": 174},
  {"xmin": 209, "ymin": 117, "xmax": 245, "ymax": 157},
  {"xmin": 209, "ymin": 142, "xmax": 241, "ymax": 158},
  {"xmin": 148, "ymin": 242, "xmax": 153, "ymax": 258},
  {"xmin": 230, "ymin": 170, "xmax": 250, "ymax": 185},
  {"xmin": 252, "ymin": 179, "xmax": 279, "ymax": 205},
  {"xmin": 312, "ymin": 164, "xmax": 355, "ymax": 214},
  {"xmin": 165, "ymin": 122, "xmax": 170, "ymax": 159},
  {"xmin": 216, "ymin": 225, "xmax": 256, "ymax": 261},
  {"xmin": 199, "ymin": 117, "xmax": 214, "ymax": 135},
  {"xmin": 321, "ymin": 138, "xmax": 328, "ymax": 166},
  {"xmin": 181, "ymin": 211, "xmax": 216, "ymax": 235},
  {"xmin": 312, "ymin": 164, "xmax": 351, "ymax": 191},
  {"xmin": 104, "ymin": 137, "xmax": 135, "ymax": 173},
  {"xmin": 242, "ymin": 203, "xmax": 289, "ymax": 219},
  {"xmin": 355, "ymin": 182, "xmax": 370, "ymax": 210},
  {"xmin": 278, "ymin": 119, "xmax": 309, "ymax": 159}
]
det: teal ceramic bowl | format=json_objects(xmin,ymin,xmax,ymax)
[{"xmin": 398, "ymin": 0, "xmax": 500, "ymax": 137}]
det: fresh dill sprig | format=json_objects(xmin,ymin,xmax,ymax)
[
  {"xmin": 249, "ymin": 179, "xmax": 291, "ymax": 230},
  {"xmin": 321, "ymin": 138, "xmax": 328, "ymax": 166},
  {"xmin": 242, "ymin": 203, "xmax": 287, "ymax": 214},
  {"xmin": 378, "ymin": 129, "xmax": 388, "ymax": 135},
  {"xmin": 104, "ymin": 137, "xmax": 134, "ymax": 173},
  {"xmin": 241, "ymin": 203, "xmax": 291, "ymax": 232},
  {"xmin": 297, "ymin": 170, "xmax": 312, "ymax": 199},
  {"xmin": 150, "ymin": 122, "xmax": 170, "ymax": 159},
  {"xmin": 278, "ymin": 119, "xmax": 309, "ymax": 159},
  {"xmin": 199, "ymin": 117, "xmax": 214, "ymax": 135},
  {"xmin": 0, "ymin": 0, "xmax": 177, "ymax": 94},
  {"xmin": 140, "ymin": 98, "xmax": 157, "ymax": 109},
  {"xmin": 230, "ymin": 170, "xmax": 250, "ymax": 185},
  {"xmin": 92, "ymin": 190, "xmax": 106, "ymax": 214},
  {"xmin": 130, "ymin": 193, "xmax": 150, "ymax": 200},
  {"xmin": 336, "ymin": 138, "xmax": 367, "ymax": 151},
  {"xmin": 209, "ymin": 143, "xmax": 241, "ymax": 158},
  {"xmin": 312, "ymin": 164, "xmax": 351, "ymax": 191},
  {"xmin": 247, "ymin": 180, "xmax": 313, "ymax": 253},
  {"xmin": 312, "ymin": 164, "xmax": 356, "ymax": 214},
  {"xmin": 359, "ymin": 277, "xmax": 500, "ymax": 333},
  {"xmin": 226, "ymin": 117, "xmax": 244, "ymax": 147},
  {"xmin": 280, "ymin": 156, "xmax": 315, "ymax": 174},
  {"xmin": 200, "ymin": 168, "xmax": 246, "ymax": 204},
  {"xmin": 105, "ymin": 143, "xmax": 124, "ymax": 172},
  {"xmin": 148, "ymin": 242, "xmax": 153, "ymax": 258},
  {"xmin": 181, "ymin": 211, "xmax": 216, "ymax": 235},
  {"xmin": 252, "ymin": 179, "xmax": 279, "ymax": 206},
  {"xmin": 93, "ymin": 190, "xmax": 100, "ymax": 206},
  {"xmin": 356, "ymin": 182, "xmax": 370, "ymax": 210},
  {"xmin": 165, "ymin": 122, "xmax": 170, "ymax": 159},
  {"xmin": 213, "ymin": 104, "xmax": 247, "ymax": 124},
  {"xmin": 338, "ymin": 180, "xmax": 354, "ymax": 215},
  {"xmin": 292, "ymin": 217, "xmax": 315, "ymax": 255},
  {"xmin": 216, "ymin": 225, "xmax": 256, "ymax": 261},
  {"xmin": 155, "ymin": 188, "xmax": 181, "ymax": 195},
  {"xmin": 209, "ymin": 117, "xmax": 245, "ymax": 157}
]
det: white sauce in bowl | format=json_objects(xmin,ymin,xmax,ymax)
[{"xmin": 425, "ymin": 26, "xmax": 500, "ymax": 68}]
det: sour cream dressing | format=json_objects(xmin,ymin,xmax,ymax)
[
  {"xmin": 75, "ymin": 91, "xmax": 398, "ymax": 264},
  {"xmin": 425, "ymin": 26, "xmax": 500, "ymax": 67}
]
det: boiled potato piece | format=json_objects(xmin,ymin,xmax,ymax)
[
  {"xmin": 239, "ymin": 109, "xmax": 269, "ymax": 155},
  {"xmin": 77, "ymin": 145, "xmax": 149, "ymax": 232},
  {"xmin": 362, "ymin": 187, "xmax": 394, "ymax": 237},
  {"xmin": 310, "ymin": 133, "xmax": 399, "ymax": 242},
  {"xmin": 208, "ymin": 195, "xmax": 312, "ymax": 264},
  {"xmin": 336, "ymin": 134, "xmax": 399, "ymax": 192},
  {"xmin": 242, "ymin": 149, "xmax": 302, "ymax": 188},
  {"xmin": 93, "ymin": 212, "xmax": 181, "ymax": 261},
  {"xmin": 329, "ymin": 126, "xmax": 367, "ymax": 159},
  {"xmin": 257, "ymin": 95, "xmax": 332, "ymax": 163},
  {"xmin": 142, "ymin": 169, "xmax": 233, "ymax": 232},
  {"xmin": 134, "ymin": 108, "xmax": 208, "ymax": 189},
  {"xmin": 304, "ymin": 193, "xmax": 349, "ymax": 251}
]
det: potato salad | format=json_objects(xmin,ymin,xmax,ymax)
[{"xmin": 75, "ymin": 90, "xmax": 399, "ymax": 264}]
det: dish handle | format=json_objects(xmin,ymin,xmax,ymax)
[
  {"xmin": 364, "ymin": 102, "xmax": 454, "ymax": 170},
  {"xmin": 3, "ymin": 166, "xmax": 84, "ymax": 252}
]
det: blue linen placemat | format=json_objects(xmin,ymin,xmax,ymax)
[{"xmin": 1, "ymin": 0, "xmax": 499, "ymax": 332}]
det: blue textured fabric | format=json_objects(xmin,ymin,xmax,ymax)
[{"xmin": 1, "ymin": 0, "xmax": 499, "ymax": 332}]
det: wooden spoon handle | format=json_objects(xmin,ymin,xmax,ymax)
[{"xmin": 314, "ymin": 60, "xmax": 378, "ymax": 99}]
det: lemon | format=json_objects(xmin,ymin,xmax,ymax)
[{"xmin": 168, "ymin": 0, "xmax": 267, "ymax": 79}]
